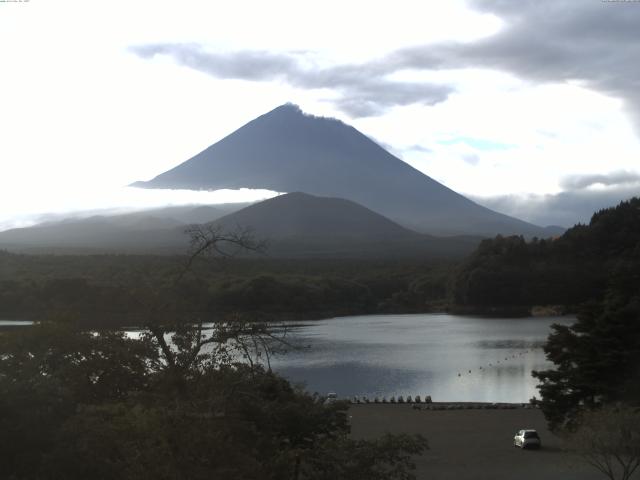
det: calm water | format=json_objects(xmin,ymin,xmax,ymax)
[
  {"xmin": 0, "ymin": 320, "xmax": 33, "ymax": 327},
  {"xmin": 0, "ymin": 314, "xmax": 574, "ymax": 403},
  {"xmin": 268, "ymin": 314, "xmax": 574, "ymax": 403}
]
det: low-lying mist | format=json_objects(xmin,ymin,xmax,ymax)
[{"xmin": 0, "ymin": 186, "xmax": 281, "ymax": 232}]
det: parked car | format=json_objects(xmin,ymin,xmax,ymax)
[
  {"xmin": 326, "ymin": 392, "xmax": 338, "ymax": 404},
  {"xmin": 514, "ymin": 429, "xmax": 541, "ymax": 449}
]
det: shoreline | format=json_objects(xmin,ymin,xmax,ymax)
[
  {"xmin": 0, "ymin": 304, "xmax": 576, "ymax": 329},
  {"xmin": 346, "ymin": 400, "xmax": 540, "ymax": 410}
]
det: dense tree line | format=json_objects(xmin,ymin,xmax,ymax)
[
  {"xmin": 0, "ymin": 253, "xmax": 453, "ymax": 326},
  {"xmin": 452, "ymin": 197, "xmax": 640, "ymax": 311}
]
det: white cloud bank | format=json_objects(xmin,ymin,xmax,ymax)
[{"xmin": 0, "ymin": 187, "xmax": 279, "ymax": 232}]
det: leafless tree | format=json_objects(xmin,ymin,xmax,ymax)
[
  {"xmin": 140, "ymin": 224, "xmax": 293, "ymax": 380},
  {"xmin": 568, "ymin": 406, "xmax": 640, "ymax": 480}
]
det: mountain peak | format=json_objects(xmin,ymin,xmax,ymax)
[
  {"xmin": 271, "ymin": 102, "xmax": 303, "ymax": 115},
  {"xmin": 262, "ymin": 103, "xmax": 306, "ymax": 121},
  {"xmin": 263, "ymin": 103, "xmax": 338, "ymax": 124},
  {"xmin": 132, "ymin": 105, "xmax": 551, "ymax": 237}
]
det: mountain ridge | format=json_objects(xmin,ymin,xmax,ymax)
[
  {"xmin": 208, "ymin": 192, "xmax": 481, "ymax": 258},
  {"xmin": 0, "ymin": 192, "xmax": 481, "ymax": 258}
]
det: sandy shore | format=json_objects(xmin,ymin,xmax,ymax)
[{"xmin": 349, "ymin": 404, "xmax": 602, "ymax": 480}]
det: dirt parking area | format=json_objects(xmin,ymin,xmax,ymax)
[{"xmin": 349, "ymin": 404, "xmax": 602, "ymax": 480}]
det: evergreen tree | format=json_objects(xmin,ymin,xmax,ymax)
[{"xmin": 533, "ymin": 257, "xmax": 640, "ymax": 430}]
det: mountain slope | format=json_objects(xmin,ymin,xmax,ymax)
[
  {"xmin": 213, "ymin": 192, "xmax": 418, "ymax": 239},
  {"xmin": 210, "ymin": 192, "xmax": 481, "ymax": 258},
  {"xmin": 133, "ymin": 104, "xmax": 553, "ymax": 237},
  {"xmin": 0, "ymin": 204, "xmax": 248, "ymax": 253},
  {"xmin": 0, "ymin": 193, "xmax": 481, "ymax": 258},
  {"xmin": 0, "ymin": 215, "xmax": 187, "ymax": 253}
]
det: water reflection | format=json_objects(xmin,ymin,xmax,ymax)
[
  {"xmin": 269, "ymin": 314, "xmax": 574, "ymax": 403},
  {"xmin": 0, "ymin": 320, "xmax": 34, "ymax": 328},
  {"xmin": 0, "ymin": 315, "xmax": 573, "ymax": 403}
]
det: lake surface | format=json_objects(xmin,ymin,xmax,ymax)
[
  {"xmin": 0, "ymin": 314, "xmax": 574, "ymax": 403},
  {"xmin": 0, "ymin": 320, "xmax": 34, "ymax": 327},
  {"xmin": 268, "ymin": 314, "xmax": 574, "ymax": 403}
]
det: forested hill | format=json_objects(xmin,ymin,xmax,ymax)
[{"xmin": 451, "ymin": 197, "xmax": 640, "ymax": 310}]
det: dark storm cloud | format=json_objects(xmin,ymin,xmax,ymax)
[{"xmin": 129, "ymin": 44, "xmax": 453, "ymax": 118}]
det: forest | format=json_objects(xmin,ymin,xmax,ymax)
[
  {"xmin": 0, "ymin": 253, "xmax": 453, "ymax": 326},
  {"xmin": 1, "ymin": 199, "xmax": 639, "ymax": 325},
  {"xmin": 451, "ymin": 197, "xmax": 640, "ymax": 313}
]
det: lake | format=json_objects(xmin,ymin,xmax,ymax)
[
  {"xmin": 268, "ymin": 313, "xmax": 574, "ymax": 403},
  {"xmin": 0, "ymin": 320, "xmax": 34, "ymax": 327},
  {"xmin": 0, "ymin": 314, "xmax": 573, "ymax": 403}
]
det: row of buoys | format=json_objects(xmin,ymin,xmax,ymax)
[
  {"xmin": 457, "ymin": 349, "xmax": 535, "ymax": 378},
  {"xmin": 345, "ymin": 398, "xmax": 540, "ymax": 410},
  {"xmin": 412, "ymin": 403, "xmax": 538, "ymax": 411},
  {"xmin": 349, "ymin": 395, "xmax": 432, "ymax": 404}
]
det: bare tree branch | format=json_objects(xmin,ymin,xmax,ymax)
[{"xmin": 568, "ymin": 406, "xmax": 640, "ymax": 480}]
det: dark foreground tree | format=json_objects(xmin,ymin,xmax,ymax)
[
  {"xmin": 0, "ymin": 227, "xmax": 427, "ymax": 479},
  {"xmin": 532, "ymin": 261, "xmax": 640, "ymax": 430},
  {"xmin": 0, "ymin": 318, "xmax": 427, "ymax": 480},
  {"xmin": 567, "ymin": 406, "xmax": 640, "ymax": 480}
]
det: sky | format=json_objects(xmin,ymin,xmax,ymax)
[{"xmin": 1, "ymin": 0, "xmax": 639, "ymax": 230}]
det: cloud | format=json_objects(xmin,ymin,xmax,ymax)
[
  {"xmin": 129, "ymin": 44, "xmax": 453, "ymax": 118},
  {"xmin": 406, "ymin": 144, "xmax": 433, "ymax": 153},
  {"xmin": 130, "ymin": 44, "xmax": 297, "ymax": 81},
  {"xmin": 392, "ymin": 0, "xmax": 640, "ymax": 133},
  {"xmin": 329, "ymin": 79, "xmax": 451, "ymax": 117},
  {"xmin": 438, "ymin": 137, "xmax": 514, "ymax": 151},
  {"xmin": 462, "ymin": 153, "xmax": 480, "ymax": 166},
  {"xmin": 560, "ymin": 170, "xmax": 640, "ymax": 190},
  {"xmin": 471, "ymin": 185, "xmax": 640, "ymax": 228},
  {"xmin": 131, "ymin": 2, "xmax": 640, "ymax": 130},
  {"xmin": 366, "ymin": 136, "xmax": 405, "ymax": 158}
]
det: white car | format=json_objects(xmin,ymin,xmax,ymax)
[
  {"xmin": 326, "ymin": 392, "xmax": 338, "ymax": 404},
  {"xmin": 514, "ymin": 429, "xmax": 541, "ymax": 449}
]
